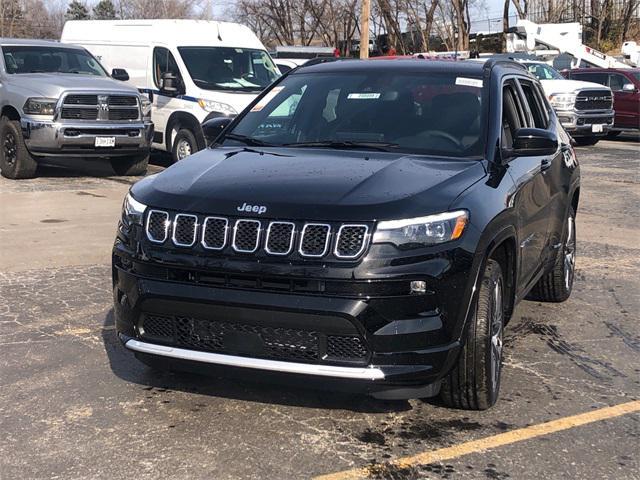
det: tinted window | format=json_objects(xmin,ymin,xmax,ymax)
[
  {"xmin": 178, "ymin": 47, "xmax": 280, "ymax": 92},
  {"xmin": 572, "ymin": 72, "xmax": 607, "ymax": 85},
  {"xmin": 519, "ymin": 79, "xmax": 547, "ymax": 128},
  {"xmin": 609, "ymin": 73, "xmax": 634, "ymax": 91},
  {"xmin": 502, "ymin": 83, "xmax": 524, "ymax": 149},
  {"xmin": 227, "ymin": 71, "xmax": 486, "ymax": 158},
  {"xmin": 2, "ymin": 45, "xmax": 106, "ymax": 76},
  {"xmin": 153, "ymin": 47, "xmax": 181, "ymax": 88}
]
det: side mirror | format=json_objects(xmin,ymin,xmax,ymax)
[
  {"xmin": 512, "ymin": 128, "xmax": 558, "ymax": 157},
  {"xmin": 202, "ymin": 116, "xmax": 235, "ymax": 145},
  {"xmin": 160, "ymin": 71, "xmax": 181, "ymax": 95},
  {"xmin": 622, "ymin": 83, "xmax": 636, "ymax": 92},
  {"xmin": 111, "ymin": 68, "xmax": 129, "ymax": 81}
]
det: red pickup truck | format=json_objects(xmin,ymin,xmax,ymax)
[{"xmin": 563, "ymin": 68, "xmax": 640, "ymax": 136}]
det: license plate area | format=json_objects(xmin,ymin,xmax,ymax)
[
  {"xmin": 591, "ymin": 124, "xmax": 604, "ymax": 133},
  {"xmin": 95, "ymin": 136, "xmax": 116, "ymax": 147}
]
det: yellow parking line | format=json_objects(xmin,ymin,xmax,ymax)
[{"xmin": 314, "ymin": 400, "xmax": 640, "ymax": 480}]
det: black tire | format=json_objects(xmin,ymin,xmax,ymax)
[
  {"xmin": 171, "ymin": 128, "xmax": 199, "ymax": 162},
  {"xmin": 110, "ymin": 154, "xmax": 149, "ymax": 176},
  {"xmin": 574, "ymin": 136, "xmax": 599, "ymax": 146},
  {"xmin": 440, "ymin": 259, "xmax": 505, "ymax": 410},
  {"xmin": 0, "ymin": 116, "xmax": 37, "ymax": 179},
  {"xmin": 606, "ymin": 131, "xmax": 621, "ymax": 139},
  {"xmin": 528, "ymin": 207, "xmax": 576, "ymax": 303}
]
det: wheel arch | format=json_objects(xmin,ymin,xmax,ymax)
[
  {"xmin": 1, "ymin": 105, "xmax": 21, "ymax": 121},
  {"xmin": 164, "ymin": 111, "xmax": 205, "ymax": 152}
]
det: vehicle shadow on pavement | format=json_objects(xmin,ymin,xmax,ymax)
[{"xmin": 101, "ymin": 309, "xmax": 417, "ymax": 413}]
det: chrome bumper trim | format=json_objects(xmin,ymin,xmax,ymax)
[{"xmin": 125, "ymin": 339, "xmax": 385, "ymax": 380}]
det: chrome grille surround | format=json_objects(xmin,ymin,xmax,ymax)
[
  {"xmin": 232, "ymin": 219, "xmax": 262, "ymax": 253},
  {"xmin": 265, "ymin": 221, "xmax": 296, "ymax": 256},
  {"xmin": 334, "ymin": 224, "xmax": 369, "ymax": 259},
  {"xmin": 146, "ymin": 210, "xmax": 170, "ymax": 244},
  {"xmin": 144, "ymin": 212, "xmax": 370, "ymax": 260},
  {"xmin": 299, "ymin": 223, "xmax": 331, "ymax": 258},
  {"xmin": 201, "ymin": 217, "xmax": 229, "ymax": 250},
  {"xmin": 172, "ymin": 214, "xmax": 198, "ymax": 247},
  {"xmin": 59, "ymin": 92, "xmax": 140, "ymax": 122}
]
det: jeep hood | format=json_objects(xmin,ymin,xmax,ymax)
[
  {"xmin": 132, "ymin": 147, "xmax": 486, "ymax": 221},
  {"xmin": 8, "ymin": 73, "xmax": 138, "ymax": 98},
  {"xmin": 540, "ymin": 79, "xmax": 610, "ymax": 96}
]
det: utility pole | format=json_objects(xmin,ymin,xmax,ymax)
[{"xmin": 360, "ymin": 0, "xmax": 371, "ymax": 59}]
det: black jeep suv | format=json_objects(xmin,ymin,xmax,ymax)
[{"xmin": 113, "ymin": 59, "xmax": 580, "ymax": 409}]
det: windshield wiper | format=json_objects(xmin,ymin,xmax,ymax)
[
  {"xmin": 283, "ymin": 140, "xmax": 399, "ymax": 152},
  {"xmin": 224, "ymin": 133, "xmax": 274, "ymax": 147}
]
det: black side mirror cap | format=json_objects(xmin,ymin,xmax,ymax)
[
  {"xmin": 512, "ymin": 128, "xmax": 558, "ymax": 157},
  {"xmin": 202, "ymin": 116, "xmax": 235, "ymax": 145},
  {"xmin": 111, "ymin": 68, "xmax": 129, "ymax": 81},
  {"xmin": 160, "ymin": 71, "xmax": 181, "ymax": 95}
]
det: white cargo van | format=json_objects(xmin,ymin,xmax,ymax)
[{"xmin": 61, "ymin": 20, "xmax": 280, "ymax": 162}]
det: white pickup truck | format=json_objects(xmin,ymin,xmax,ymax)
[
  {"xmin": 0, "ymin": 38, "xmax": 153, "ymax": 179},
  {"xmin": 520, "ymin": 60, "xmax": 614, "ymax": 145}
]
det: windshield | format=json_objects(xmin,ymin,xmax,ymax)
[
  {"xmin": 225, "ymin": 71, "xmax": 486, "ymax": 158},
  {"xmin": 178, "ymin": 47, "xmax": 280, "ymax": 92},
  {"xmin": 2, "ymin": 45, "xmax": 106, "ymax": 76},
  {"xmin": 524, "ymin": 63, "xmax": 564, "ymax": 80}
]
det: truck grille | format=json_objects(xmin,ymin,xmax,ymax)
[
  {"xmin": 575, "ymin": 90, "xmax": 612, "ymax": 111},
  {"xmin": 59, "ymin": 93, "xmax": 140, "ymax": 121},
  {"xmin": 146, "ymin": 210, "xmax": 370, "ymax": 261},
  {"xmin": 140, "ymin": 314, "xmax": 369, "ymax": 364}
]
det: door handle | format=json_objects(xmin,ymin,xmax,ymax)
[{"xmin": 541, "ymin": 158, "xmax": 552, "ymax": 171}]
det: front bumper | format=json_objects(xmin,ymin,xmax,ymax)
[
  {"xmin": 21, "ymin": 117, "xmax": 153, "ymax": 157},
  {"xmin": 112, "ymin": 226, "xmax": 482, "ymax": 396},
  {"xmin": 556, "ymin": 109, "xmax": 614, "ymax": 137}
]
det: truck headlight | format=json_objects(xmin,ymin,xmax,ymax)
[
  {"xmin": 198, "ymin": 99, "xmax": 237, "ymax": 115},
  {"xmin": 122, "ymin": 192, "xmax": 147, "ymax": 227},
  {"xmin": 372, "ymin": 211, "xmax": 468, "ymax": 249},
  {"xmin": 549, "ymin": 93, "xmax": 577, "ymax": 111},
  {"xmin": 23, "ymin": 97, "xmax": 57, "ymax": 116},
  {"xmin": 140, "ymin": 97, "xmax": 152, "ymax": 119}
]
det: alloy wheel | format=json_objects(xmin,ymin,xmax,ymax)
[
  {"xmin": 564, "ymin": 215, "xmax": 576, "ymax": 290},
  {"xmin": 489, "ymin": 277, "xmax": 504, "ymax": 392},
  {"xmin": 177, "ymin": 139, "xmax": 192, "ymax": 160},
  {"xmin": 3, "ymin": 131, "xmax": 17, "ymax": 167}
]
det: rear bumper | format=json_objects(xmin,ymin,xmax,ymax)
[{"xmin": 21, "ymin": 116, "xmax": 153, "ymax": 157}]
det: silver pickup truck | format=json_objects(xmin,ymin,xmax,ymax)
[{"xmin": 0, "ymin": 38, "xmax": 153, "ymax": 179}]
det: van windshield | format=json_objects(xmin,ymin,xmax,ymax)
[
  {"xmin": 178, "ymin": 47, "xmax": 280, "ymax": 92},
  {"xmin": 2, "ymin": 45, "xmax": 106, "ymax": 76},
  {"xmin": 226, "ymin": 71, "xmax": 486, "ymax": 158}
]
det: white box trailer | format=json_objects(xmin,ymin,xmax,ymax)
[{"xmin": 61, "ymin": 20, "xmax": 280, "ymax": 162}]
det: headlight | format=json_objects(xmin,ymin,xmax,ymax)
[
  {"xmin": 198, "ymin": 99, "xmax": 237, "ymax": 115},
  {"xmin": 372, "ymin": 210, "xmax": 468, "ymax": 248},
  {"xmin": 122, "ymin": 192, "xmax": 147, "ymax": 227},
  {"xmin": 23, "ymin": 97, "xmax": 57, "ymax": 116},
  {"xmin": 548, "ymin": 93, "xmax": 577, "ymax": 111},
  {"xmin": 140, "ymin": 97, "xmax": 152, "ymax": 119}
]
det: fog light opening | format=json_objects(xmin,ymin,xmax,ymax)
[{"xmin": 410, "ymin": 280, "xmax": 427, "ymax": 294}]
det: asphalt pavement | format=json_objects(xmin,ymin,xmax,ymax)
[{"xmin": 1, "ymin": 138, "xmax": 638, "ymax": 480}]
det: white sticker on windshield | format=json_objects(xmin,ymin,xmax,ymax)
[
  {"xmin": 455, "ymin": 77, "xmax": 483, "ymax": 88},
  {"xmin": 347, "ymin": 93, "xmax": 381, "ymax": 100},
  {"xmin": 251, "ymin": 86, "xmax": 285, "ymax": 112}
]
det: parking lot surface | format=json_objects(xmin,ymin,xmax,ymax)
[{"xmin": 1, "ymin": 140, "xmax": 639, "ymax": 480}]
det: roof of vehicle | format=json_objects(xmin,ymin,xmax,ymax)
[
  {"xmin": 61, "ymin": 20, "xmax": 266, "ymax": 51},
  {"xmin": 294, "ymin": 58, "xmax": 526, "ymax": 76},
  {"xmin": 0, "ymin": 37, "xmax": 83, "ymax": 49},
  {"xmin": 567, "ymin": 67, "xmax": 640, "ymax": 73}
]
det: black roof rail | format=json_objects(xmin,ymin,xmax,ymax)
[
  {"xmin": 482, "ymin": 58, "xmax": 528, "ymax": 73},
  {"xmin": 295, "ymin": 57, "xmax": 358, "ymax": 69}
]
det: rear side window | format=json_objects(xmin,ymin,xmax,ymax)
[
  {"xmin": 518, "ymin": 79, "xmax": 548, "ymax": 128},
  {"xmin": 153, "ymin": 47, "xmax": 181, "ymax": 89},
  {"xmin": 572, "ymin": 72, "xmax": 607, "ymax": 85}
]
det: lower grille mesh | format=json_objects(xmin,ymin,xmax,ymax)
[{"xmin": 140, "ymin": 314, "xmax": 368, "ymax": 364}]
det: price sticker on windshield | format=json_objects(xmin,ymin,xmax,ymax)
[
  {"xmin": 251, "ymin": 86, "xmax": 285, "ymax": 112},
  {"xmin": 455, "ymin": 77, "xmax": 483, "ymax": 88}
]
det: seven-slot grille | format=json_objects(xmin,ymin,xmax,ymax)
[
  {"xmin": 575, "ymin": 89, "xmax": 612, "ymax": 111},
  {"xmin": 59, "ymin": 93, "xmax": 140, "ymax": 121},
  {"xmin": 145, "ymin": 211, "xmax": 370, "ymax": 260}
]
